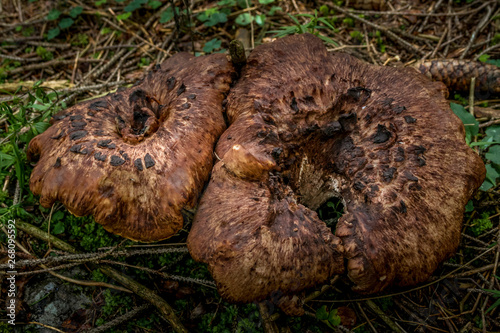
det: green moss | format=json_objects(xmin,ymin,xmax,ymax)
[{"xmin": 469, "ymin": 212, "xmax": 493, "ymax": 236}]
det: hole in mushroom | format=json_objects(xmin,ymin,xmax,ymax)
[
  {"xmin": 316, "ymin": 197, "xmax": 344, "ymax": 233},
  {"xmin": 117, "ymin": 105, "xmax": 161, "ymax": 144}
]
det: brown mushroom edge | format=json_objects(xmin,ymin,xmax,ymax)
[
  {"xmin": 187, "ymin": 34, "xmax": 486, "ymax": 309},
  {"xmin": 27, "ymin": 53, "xmax": 234, "ymax": 242}
]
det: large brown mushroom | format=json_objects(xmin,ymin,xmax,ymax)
[
  {"xmin": 187, "ymin": 34, "xmax": 485, "ymax": 304},
  {"xmin": 28, "ymin": 53, "xmax": 234, "ymax": 242}
]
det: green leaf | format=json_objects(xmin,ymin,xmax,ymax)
[
  {"xmin": 486, "ymin": 59, "xmax": 500, "ymax": 68},
  {"xmin": 465, "ymin": 200, "xmax": 474, "ymax": 212},
  {"xmin": 52, "ymin": 222, "xmax": 65, "ymax": 235},
  {"xmin": 33, "ymin": 122, "xmax": 51, "ymax": 134},
  {"xmin": 125, "ymin": 0, "xmax": 147, "ymax": 12},
  {"xmin": 117, "ymin": 12, "xmax": 132, "ymax": 20},
  {"xmin": 204, "ymin": 12, "xmax": 228, "ymax": 27},
  {"xmin": 318, "ymin": 34, "xmax": 338, "ymax": 46},
  {"xmin": 255, "ymin": 14, "xmax": 266, "ymax": 26},
  {"xmin": 269, "ymin": 6, "xmax": 282, "ymax": 15},
  {"xmin": 259, "ymin": 0, "xmax": 274, "ymax": 4},
  {"xmin": 30, "ymin": 103, "xmax": 49, "ymax": 111},
  {"xmin": 47, "ymin": 27, "xmax": 60, "ymax": 40},
  {"xmin": 46, "ymin": 9, "xmax": 61, "ymax": 21},
  {"xmin": 0, "ymin": 152, "xmax": 15, "ymax": 169},
  {"xmin": 485, "ymin": 125, "xmax": 500, "ymax": 142},
  {"xmin": 481, "ymin": 164, "xmax": 500, "ymax": 190},
  {"xmin": 203, "ymin": 38, "xmax": 222, "ymax": 53},
  {"xmin": 148, "ymin": 0, "xmax": 162, "ymax": 9},
  {"xmin": 316, "ymin": 305, "xmax": 329, "ymax": 320},
  {"xmin": 235, "ymin": 13, "xmax": 253, "ymax": 26},
  {"xmin": 328, "ymin": 308, "xmax": 341, "ymax": 327},
  {"xmin": 478, "ymin": 54, "xmax": 490, "ymax": 63},
  {"xmin": 450, "ymin": 103, "xmax": 479, "ymax": 144},
  {"xmin": 52, "ymin": 210, "xmax": 65, "ymax": 222},
  {"xmin": 95, "ymin": 0, "xmax": 107, "ymax": 5},
  {"xmin": 69, "ymin": 6, "xmax": 83, "ymax": 18},
  {"xmin": 160, "ymin": 7, "xmax": 176, "ymax": 23},
  {"xmin": 218, "ymin": 0, "xmax": 236, "ymax": 5},
  {"xmin": 486, "ymin": 298, "xmax": 500, "ymax": 314},
  {"xmin": 486, "ymin": 145, "xmax": 500, "ymax": 164},
  {"xmin": 58, "ymin": 18, "xmax": 74, "ymax": 29},
  {"xmin": 237, "ymin": 0, "xmax": 252, "ymax": 9}
]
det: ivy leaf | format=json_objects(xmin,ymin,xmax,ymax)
[
  {"xmin": 69, "ymin": 6, "xmax": 83, "ymax": 18},
  {"xmin": 203, "ymin": 38, "xmax": 222, "ymax": 53},
  {"xmin": 47, "ymin": 27, "xmax": 60, "ymax": 40},
  {"xmin": 259, "ymin": 0, "xmax": 274, "ymax": 4},
  {"xmin": 235, "ymin": 13, "xmax": 253, "ymax": 26},
  {"xmin": 46, "ymin": 9, "xmax": 61, "ymax": 21},
  {"xmin": 58, "ymin": 18, "xmax": 74, "ymax": 29},
  {"xmin": 52, "ymin": 222, "xmax": 65, "ymax": 235}
]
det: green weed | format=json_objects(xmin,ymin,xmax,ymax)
[{"xmin": 270, "ymin": 11, "xmax": 339, "ymax": 45}]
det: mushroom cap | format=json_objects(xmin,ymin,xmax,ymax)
[
  {"xmin": 187, "ymin": 34, "xmax": 485, "ymax": 302},
  {"xmin": 28, "ymin": 53, "xmax": 234, "ymax": 242}
]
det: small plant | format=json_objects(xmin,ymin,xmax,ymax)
[
  {"xmin": 203, "ymin": 38, "xmax": 223, "ymax": 53},
  {"xmin": 315, "ymin": 305, "xmax": 341, "ymax": 329},
  {"xmin": 485, "ymin": 276, "xmax": 500, "ymax": 314},
  {"xmin": 450, "ymin": 103, "xmax": 500, "ymax": 190},
  {"xmin": 46, "ymin": 6, "xmax": 83, "ymax": 40},
  {"xmin": 0, "ymin": 82, "xmax": 64, "ymax": 221},
  {"xmin": 117, "ymin": 0, "xmax": 162, "ymax": 21},
  {"xmin": 35, "ymin": 46, "xmax": 53, "ymax": 61},
  {"xmin": 270, "ymin": 11, "xmax": 338, "ymax": 45}
]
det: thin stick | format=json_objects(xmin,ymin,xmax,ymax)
[
  {"xmin": 365, "ymin": 300, "xmax": 405, "ymax": 333},
  {"xmin": 460, "ymin": 5, "xmax": 493, "ymax": 59},
  {"xmin": 15, "ymin": 220, "xmax": 189, "ymax": 333},
  {"xmin": 330, "ymin": 4, "xmax": 425, "ymax": 56}
]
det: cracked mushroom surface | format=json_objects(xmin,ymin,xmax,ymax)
[
  {"xmin": 28, "ymin": 53, "xmax": 234, "ymax": 242},
  {"xmin": 187, "ymin": 34, "xmax": 486, "ymax": 303}
]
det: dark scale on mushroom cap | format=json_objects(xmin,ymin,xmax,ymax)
[
  {"xmin": 404, "ymin": 116, "xmax": 417, "ymax": 123},
  {"xmin": 94, "ymin": 152, "xmax": 107, "ymax": 162},
  {"xmin": 134, "ymin": 158, "xmax": 144, "ymax": 171},
  {"xmin": 51, "ymin": 131, "xmax": 65, "ymax": 140},
  {"xmin": 69, "ymin": 130, "xmax": 88, "ymax": 141},
  {"xmin": 188, "ymin": 34, "xmax": 485, "ymax": 311},
  {"xmin": 110, "ymin": 155, "xmax": 126, "ymax": 166},
  {"xmin": 176, "ymin": 83, "xmax": 186, "ymax": 96},
  {"xmin": 89, "ymin": 100, "xmax": 108, "ymax": 110},
  {"xmin": 27, "ymin": 52, "xmax": 235, "ymax": 242}
]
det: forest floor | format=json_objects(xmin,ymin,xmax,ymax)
[{"xmin": 0, "ymin": 0, "xmax": 500, "ymax": 332}]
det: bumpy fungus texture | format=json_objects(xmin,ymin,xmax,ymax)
[
  {"xmin": 28, "ymin": 53, "xmax": 234, "ymax": 242},
  {"xmin": 188, "ymin": 34, "xmax": 486, "ymax": 304}
]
